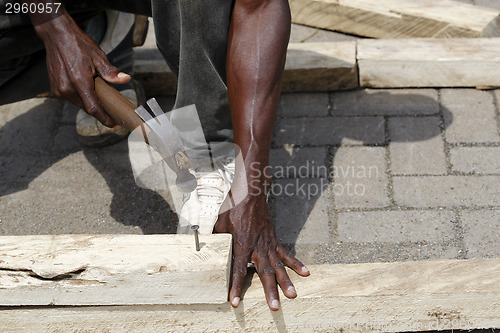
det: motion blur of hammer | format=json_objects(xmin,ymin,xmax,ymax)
[{"xmin": 94, "ymin": 76, "xmax": 197, "ymax": 193}]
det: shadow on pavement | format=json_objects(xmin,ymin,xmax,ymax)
[{"xmin": 270, "ymin": 90, "xmax": 454, "ymax": 261}]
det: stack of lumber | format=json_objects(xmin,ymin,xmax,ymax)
[
  {"xmin": 289, "ymin": 0, "xmax": 500, "ymax": 38},
  {"xmin": 133, "ymin": 0, "xmax": 500, "ymax": 92},
  {"xmin": 135, "ymin": 38, "xmax": 500, "ymax": 92},
  {"xmin": 1, "ymin": 236, "xmax": 499, "ymax": 333}
]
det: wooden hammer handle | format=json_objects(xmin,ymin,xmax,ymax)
[{"xmin": 94, "ymin": 76, "xmax": 144, "ymax": 132}]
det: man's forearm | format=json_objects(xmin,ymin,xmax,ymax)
[
  {"xmin": 226, "ymin": 0, "xmax": 291, "ymax": 194},
  {"xmin": 218, "ymin": 0, "xmax": 309, "ymax": 312}
]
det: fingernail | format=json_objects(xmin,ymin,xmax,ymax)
[
  {"xmin": 271, "ymin": 299, "xmax": 279, "ymax": 310},
  {"xmin": 113, "ymin": 125, "xmax": 122, "ymax": 131},
  {"xmin": 302, "ymin": 267, "xmax": 310, "ymax": 274},
  {"xmin": 118, "ymin": 72, "xmax": 130, "ymax": 79},
  {"xmin": 287, "ymin": 286, "xmax": 296, "ymax": 294},
  {"xmin": 231, "ymin": 297, "xmax": 240, "ymax": 307}
]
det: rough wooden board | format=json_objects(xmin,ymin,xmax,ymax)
[
  {"xmin": 1, "ymin": 259, "xmax": 500, "ymax": 332},
  {"xmin": 289, "ymin": 0, "xmax": 500, "ymax": 38},
  {"xmin": 284, "ymin": 41, "xmax": 358, "ymax": 92},
  {"xmin": 0, "ymin": 234, "xmax": 232, "ymax": 305},
  {"xmin": 133, "ymin": 42, "xmax": 357, "ymax": 95},
  {"xmin": 358, "ymin": 38, "xmax": 500, "ymax": 88}
]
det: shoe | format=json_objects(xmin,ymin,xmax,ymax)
[
  {"xmin": 76, "ymin": 81, "xmax": 144, "ymax": 147},
  {"xmin": 177, "ymin": 155, "xmax": 235, "ymax": 235}
]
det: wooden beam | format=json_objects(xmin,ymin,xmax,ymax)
[
  {"xmin": 1, "ymin": 259, "xmax": 499, "ymax": 332},
  {"xmin": 358, "ymin": 38, "xmax": 500, "ymax": 88},
  {"xmin": 284, "ymin": 42, "xmax": 358, "ymax": 92},
  {"xmin": 289, "ymin": 0, "xmax": 500, "ymax": 39},
  {"xmin": 0, "ymin": 234, "xmax": 232, "ymax": 306},
  {"xmin": 133, "ymin": 42, "xmax": 358, "ymax": 96}
]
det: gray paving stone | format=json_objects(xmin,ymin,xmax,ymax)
[
  {"xmin": 0, "ymin": 98, "xmax": 62, "ymax": 155},
  {"xmin": 53, "ymin": 124, "xmax": 82, "ymax": 154},
  {"xmin": 270, "ymin": 147, "xmax": 328, "ymax": 178},
  {"xmin": 272, "ymin": 178, "xmax": 331, "ymax": 245},
  {"xmin": 441, "ymin": 89, "xmax": 500, "ymax": 143},
  {"xmin": 388, "ymin": 117, "xmax": 447, "ymax": 175},
  {"xmin": 453, "ymin": 0, "xmax": 474, "ymax": 4},
  {"xmin": 450, "ymin": 147, "xmax": 500, "ymax": 174},
  {"xmin": 332, "ymin": 147, "xmax": 390, "ymax": 208},
  {"xmin": 0, "ymin": 103, "xmax": 10, "ymax": 127},
  {"xmin": 278, "ymin": 93, "xmax": 329, "ymax": 117},
  {"xmin": 0, "ymin": 154, "xmax": 53, "ymax": 189},
  {"xmin": 332, "ymin": 89, "xmax": 439, "ymax": 116},
  {"xmin": 475, "ymin": 0, "xmax": 500, "ymax": 9},
  {"xmin": 61, "ymin": 101, "xmax": 78, "ymax": 124},
  {"xmin": 338, "ymin": 210, "xmax": 456, "ymax": 242},
  {"xmin": 274, "ymin": 117, "xmax": 385, "ymax": 146},
  {"xmin": 0, "ymin": 165, "xmax": 178, "ymax": 236},
  {"xmin": 393, "ymin": 176, "xmax": 500, "ymax": 207},
  {"xmin": 461, "ymin": 209, "xmax": 500, "ymax": 258},
  {"xmin": 299, "ymin": 242, "xmax": 461, "ymax": 265}
]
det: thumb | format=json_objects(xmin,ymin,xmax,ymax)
[{"xmin": 95, "ymin": 57, "xmax": 131, "ymax": 85}]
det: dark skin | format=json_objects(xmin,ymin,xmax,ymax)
[
  {"xmin": 28, "ymin": 0, "xmax": 130, "ymax": 129},
  {"xmin": 28, "ymin": 0, "xmax": 309, "ymax": 311},
  {"xmin": 215, "ymin": 0, "xmax": 309, "ymax": 311}
]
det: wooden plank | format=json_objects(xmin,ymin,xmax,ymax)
[
  {"xmin": 0, "ymin": 234, "xmax": 232, "ymax": 305},
  {"xmin": 358, "ymin": 38, "xmax": 500, "ymax": 88},
  {"xmin": 133, "ymin": 42, "xmax": 358, "ymax": 95},
  {"xmin": 289, "ymin": 0, "xmax": 500, "ymax": 39},
  {"xmin": 284, "ymin": 41, "xmax": 358, "ymax": 92},
  {"xmin": 1, "ymin": 259, "xmax": 499, "ymax": 332}
]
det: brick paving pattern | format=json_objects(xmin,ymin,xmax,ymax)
[{"xmin": 1, "ymin": 9, "xmax": 499, "ymax": 266}]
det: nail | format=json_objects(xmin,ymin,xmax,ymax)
[
  {"xmin": 287, "ymin": 286, "xmax": 297, "ymax": 295},
  {"xmin": 191, "ymin": 225, "xmax": 200, "ymax": 251},
  {"xmin": 117, "ymin": 72, "xmax": 130, "ymax": 79},
  {"xmin": 302, "ymin": 267, "xmax": 310, "ymax": 275},
  {"xmin": 231, "ymin": 297, "xmax": 240, "ymax": 307},
  {"xmin": 271, "ymin": 299, "xmax": 279, "ymax": 310}
]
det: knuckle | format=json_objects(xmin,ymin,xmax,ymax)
[
  {"xmin": 257, "ymin": 266, "xmax": 275, "ymax": 276},
  {"xmin": 86, "ymin": 107, "xmax": 98, "ymax": 116},
  {"xmin": 58, "ymin": 84, "xmax": 73, "ymax": 96},
  {"xmin": 273, "ymin": 261, "xmax": 284, "ymax": 269}
]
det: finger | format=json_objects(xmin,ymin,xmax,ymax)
[
  {"xmin": 253, "ymin": 253, "xmax": 280, "ymax": 311},
  {"xmin": 93, "ymin": 54, "xmax": 131, "ymax": 85},
  {"xmin": 277, "ymin": 245, "xmax": 310, "ymax": 277},
  {"xmin": 77, "ymin": 78, "xmax": 117, "ymax": 128},
  {"xmin": 269, "ymin": 252, "xmax": 297, "ymax": 299},
  {"xmin": 229, "ymin": 255, "xmax": 248, "ymax": 308}
]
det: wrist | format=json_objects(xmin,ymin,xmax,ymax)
[
  {"xmin": 29, "ymin": 5, "xmax": 71, "ymax": 41},
  {"xmin": 231, "ymin": 159, "xmax": 271, "ymax": 197}
]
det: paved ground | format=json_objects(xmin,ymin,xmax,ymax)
[{"xmin": 1, "ymin": 16, "xmax": 499, "ymax": 268}]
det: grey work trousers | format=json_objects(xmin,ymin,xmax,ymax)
[{"xmin": 0, "ymin": 0, "xmax": 234, "ymax": 144}]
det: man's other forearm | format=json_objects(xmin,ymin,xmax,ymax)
[{"xmin": 226, "ymin": 0, "xmax": 291, "ymax": 194}]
